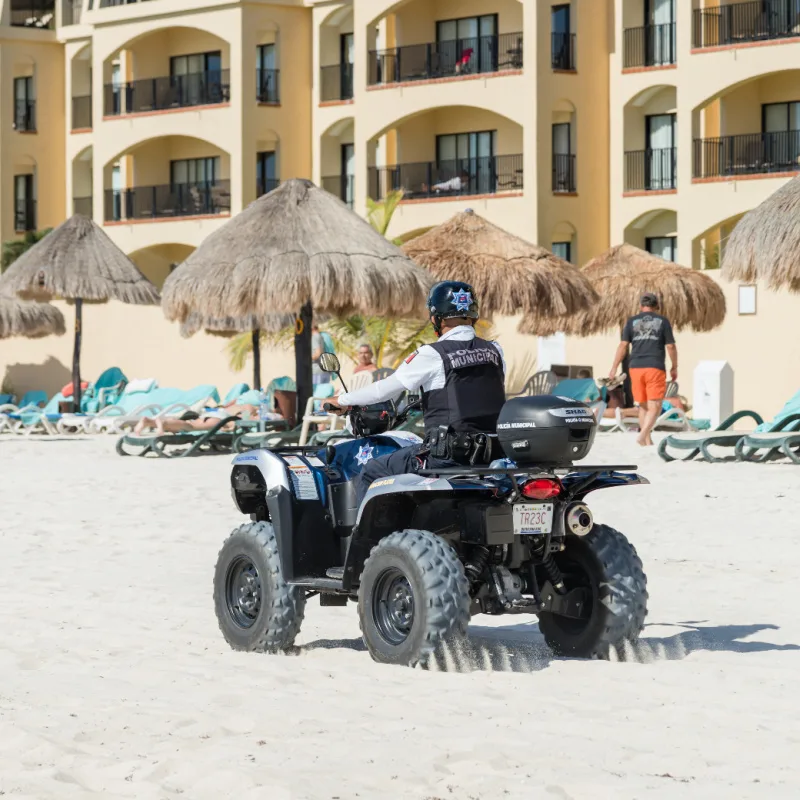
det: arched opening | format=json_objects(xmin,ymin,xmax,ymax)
[
  {"xmin": 12, "ymin": 155, "xmax": 37, "ymax": 233},
  {"xmin": 552, "ymin": 99, "xmax": 577, "ymax": 194},
  {"xmin": 551, "ymin": 221, "xmax": 577, "ymax": 264},
  {"xmin": 129, "ymin": 243, "xmax": 195, "ymax": 290},
  {"xmin": 70, "ymin": 43, "xmax": 92, "ymax": 131},
  {"xmin": 623, "ymin": 84, "xmax": 677, "ymax": 192},
  {"xmin": 693, "ymin": 69, "xmax": 800, "ymax": 180},
  {"xmin": 102, "ymin": 27, "xmax": 230, "ymax": 117},
  {"xmin": 321, "ymin": 118, "xmax": 355, "ymax": 206},
  {"xmin": 103, "ymin": 135, "xmax": 231, "ymax": 223},
  {"xmin": 692, "ymin": 212, "xmax": 746, "ymax": 272},
  {"xmin": 624, "ymin": 209, "xmax": 678, "ymax": 263},
  {"xmin": 256, "ymin": 129, "xmax": 280, "ymax": 197},
  {"xmin": 319, "ymin": 6, "xmax": 354, "ymax": 103},
  {"xmin": 367, "ymin": 0, "xmax": 523, "ymax": 87},
  {"xmin": 72, "ymin": 146, "xmax": 93, "ymax": 217},
  {"xmin": 367, "ymin": 105, "xmax": 523, "ymax": 202}
]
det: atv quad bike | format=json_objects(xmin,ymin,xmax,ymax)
[{"xmin": 214, "ymin": 355, "xmax": 648, "ymax": 667}]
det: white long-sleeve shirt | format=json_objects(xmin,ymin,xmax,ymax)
[{"xmin": 338, "ymin": 326, "xmax": 506, "ymax": 407}]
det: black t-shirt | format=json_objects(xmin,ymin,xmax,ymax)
[{"xmin": 621, "ymin": 312, "xmax": 675, "ymax": 371}]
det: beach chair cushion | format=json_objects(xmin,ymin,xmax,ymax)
[
  {"xmin": 754, "ymin": 390, "xmax": 800, "ymax": 433},
  {"xmin": 553, "ymin": 378, "xmax": 601, "ymax": 404},
  {"xmin": 224, "ymin": 382, "xmax": 250, "ymax": 404},
  {"xmin": 237, "ymin": 389, "xmax": 262, "ymax": 406}
]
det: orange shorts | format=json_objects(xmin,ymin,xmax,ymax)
[{"xmin": 630, "ymin": 368, "xmax": 667, "ymax": 404}]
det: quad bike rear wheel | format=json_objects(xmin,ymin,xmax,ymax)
[
  {"xmin": 358, "ymin": 529, "xmax": 470, "ymax": 667},
  {"xmin": 214, "ymin": 522, "xmax": 305, "ymax": 652},
  {"xmin": 538, "ymin": 524, "xmax": 647, "ymax": 659}
]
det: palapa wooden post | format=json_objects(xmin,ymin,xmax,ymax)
[
  {"xmin": 295, "ymin": 301, "xmax": 313, "ymax": 423},
  {"xmin": 251, "ymin": 328, "xmax": 262, "ymax": 390},
  {"xmin": 72, "ymin": 298, "xmax": 83, "ymax": 412}
]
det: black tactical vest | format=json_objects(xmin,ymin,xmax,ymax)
[{"xmin": 421, "ymin": 337, "xmax": 506, "ymax": 434}]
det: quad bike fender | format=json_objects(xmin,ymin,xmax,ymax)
[
  {"xmin": 231, "ymin": 449, "xmax": 290, "ymax": 494},
  {"xmin": 561, "ymin": 470, "xmax": 649, "ymax": 501}
]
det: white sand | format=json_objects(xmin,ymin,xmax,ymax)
[{"xmin": 1, "ymin": 434, "xmax": 799, "ymax": 799}]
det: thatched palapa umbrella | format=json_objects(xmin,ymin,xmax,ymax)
[
  {"xmin": 0, "ymin": 287, "xmax": 66, "ymax": 340},
  {"xmin": 0, "ymin": 215, "xmax": 160, "ymax": 410},
  {"xmin": 401, "ymin": 209, "xmax": 598, "ymax": 334},
  {"xmin": 520, "ymin": 244, "xmax": 727, "ymax": 337},
  {"xmin": 722, "ymin": 175, "xmax": 800, "ymax": 292},
  {"xmin": 162, "ymin": 179, "xmax": 431, "ymax": 415}
]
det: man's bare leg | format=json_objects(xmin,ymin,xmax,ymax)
[{"xmin": 637, "ymin": 400, "xmax": 662, "ymax": 446}]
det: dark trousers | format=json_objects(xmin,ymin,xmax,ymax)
[{"xmin": 355, "ymin": 444, "xmax": 459, "ymax": 506}]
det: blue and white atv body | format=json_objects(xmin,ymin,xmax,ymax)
[{"xmin": 215, "ymin": 409, "xmax": 650, "ymax": 667}]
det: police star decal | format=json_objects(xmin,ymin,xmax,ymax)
[
  {"xmin": 355, "ymin": 444, "xmax": 374, "ymax": 465},
  {"xmin": 451, "ymin": 288, "xmax": 473, "ymax": 313}
]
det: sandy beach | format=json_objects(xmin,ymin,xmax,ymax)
[{"xmin": 1, "ymin": 434, "xmax": 798, "ymax": 799}]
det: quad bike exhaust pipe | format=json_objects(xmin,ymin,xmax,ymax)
[{"xmin": 565, "ymin": 503, "xmax": 593, "ymax": 537}]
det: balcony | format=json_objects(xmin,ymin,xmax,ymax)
[
  {"xmin": 9, "ymin": 1, "xmax": 54, "ymax": 28},
  {"xmin": 98, "ymin": 0, "xmax": 155, "ymax": 6},
  {"xmin": 104, "ymin": 181, "xmax": 231, "ymax": 222},
  {"xmin": 322, "ymin": 175, "xmax": 354, "ymax": 208},
  {"xmin": 624, "ymin": 148, "xmax": 677, "ymax": 192},
  {"xmin": 320, "ymin": 64, "xmax": 354, "ymax": 103},
  {"xmin": 256, "ymin": 69, "xmax": 279, "ymax": 104},
  {"xmin": 368, "ymin": 154, "xmax": 523, "ymax": 202},
  {"xmin": 694, "ymin": 130, "xmax": 800, "ymax": 179},
  {"xmin": 368, "ymin": 33, "xmax": 523, "ymax": 87},
  {"xmin": 62, "ymin": 0, "xmax": 82, "ymax": 25},
  {"xmin": 552, "ymin": 154, "xmax": 576, "ymax": 193},
  {"xmin": 103, "ymin": 71, "xmax": 230, "ymax": 117},
  {"xmin": 14, "ymin": 100, "xmax": 36, "ymax": 132},
  {"xmin": 256, "ymin": 178, "xmax": 280, "ymax": 197},
  {"xmin": 551, "ymin": 32, "xmax": 576, "ymax": 71},
  {"xmin": 623, "ymin": 23, "xmax": 677, "ymax": 68},
  {"xmin": 15, "ymin": 199, "xmax": 36, "ymax": 232},
  {"xmin": 71, "ymin": 95, "xmax": 92, "ymax": 130},
  {"xmin": 73, "ymin": 196, "xmax": 93, "ymax": 217},
  {"xmin": 693, "ymin": 0, "xmax": 800, "ymax": 49}
]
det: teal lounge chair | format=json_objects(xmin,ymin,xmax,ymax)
[
  {"xmin": 81, "ymin": 367, "xmax": 128, "ymax": 414},
  {"xmin": 733, "ymin": 391, "xmax": 800, "ymax": 463},
  {"xmin": 223, "ymin": 382, "xmax": 250, "ymax": 405},
  {"xmin": 7, "ymin": 393, "xmax": 67, "ymax": 435},
  {"xmin": 116, "ymin": 415, "xmax": 243, "ymax": 458}
]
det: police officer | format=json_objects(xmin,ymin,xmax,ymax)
[{"xmin": 331, "ymin": 280, "xmax": 507, "ymax": 505}]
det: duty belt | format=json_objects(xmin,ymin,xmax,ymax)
[{"xmin": 423, "ymin": 426, "xmax": 494, "ymax": 466}]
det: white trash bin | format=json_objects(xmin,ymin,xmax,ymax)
[{"xmin": 693, "ymin": 361, "xmax": 734, "ymax": 429}]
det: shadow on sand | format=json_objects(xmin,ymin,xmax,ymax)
[{"xmin": 295, "ymin": 621, "xmax": 799, "ymax": 673}]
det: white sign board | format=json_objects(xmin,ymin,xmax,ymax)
[
  {"xmin": 537, "ymin": 333, "xmax": 566, "ymax": 372},
  {"xmin": 693, "ymin": 361, "xmax": 734, "ymax": 429}
]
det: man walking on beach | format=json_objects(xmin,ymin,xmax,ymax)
[{"xmin": 609, "ymin": 292, "xmax": 678, "ymax": 447}]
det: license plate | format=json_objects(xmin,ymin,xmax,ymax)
[{"xmin": 513, "ymin": 503, "xmax": 554, "ymax": 535}]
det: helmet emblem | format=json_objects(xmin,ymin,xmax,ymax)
[{"xmin": 451, "ymin": 288, "xmax": 473, "ymax": 313}]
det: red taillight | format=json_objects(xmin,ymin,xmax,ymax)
[{"xmin": 521, "ymin": 478, "xmax": 562, "ymax": 500}]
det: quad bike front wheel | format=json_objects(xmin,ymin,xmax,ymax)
[
  {"xmin": 358, "ymin": 529, "xmax": 470, "ymax": 667},
  {"xmin": 213, "ymin": 522, "xmax": 305, "ymax": 652},
  {"xmin": 537, "ymin": 524, "xmax": 648, "ymax": 659}
]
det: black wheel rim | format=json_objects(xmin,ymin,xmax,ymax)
[
  {"xmin": 225, "ymin": 555, "xmax": 262, "ymax": 629},
  {"xmin": 372, "ymin": 567, "xmax": 415, "ymax": 646}
]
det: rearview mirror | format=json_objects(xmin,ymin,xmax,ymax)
[{"xmin": 319, "ymin": 352, "xmax": 340, "ymax": 373}]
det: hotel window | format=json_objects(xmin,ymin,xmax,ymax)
[
  {"xmin": 170, "ymin": 157, "xmax": 221, "ymax": 186},
  {"xmin": 552, "ymin": 241, "xmax": 572, "ymax": 263},
  {"xmin": 646, "ymin": 236, "xmax": 677, "ymax": 262}
]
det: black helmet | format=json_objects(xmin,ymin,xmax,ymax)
[{"xmin": 427, "ymin": 280, "xmax": 479, "ymax": 334}]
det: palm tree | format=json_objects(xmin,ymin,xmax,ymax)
[{"xmin": 2, "ymin": 229, "xmax": 52, "ymax": 273}]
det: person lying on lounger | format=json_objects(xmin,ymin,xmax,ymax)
[{"xmin": 132, "ymin": 403, "xmax": 283, "ymax": 436}]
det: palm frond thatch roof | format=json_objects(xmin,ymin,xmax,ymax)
[
  {"xmin": 0, "ymin": 215, "xmax": 160, "ymax": 304},
  {"xmin": 722, "ymin": 176, "xmax": 800, "ymax": 292},
  {"xmin": 178, "ymin": 311, "xmax": 300, "ymax": 339},
  {"xmin": 0, "ymin": 288, "xmax": 66, "ymax": 339},
  {"xmin": 521, "ymin": 244, "xmax": 726, "ymax": 336},
  {"xmin": 162, "ymin": 179, "xmax": 432, "ymax": 324},
  {"xmin": 401, "ymin": 211, "xmax": 598, "ymax": 333}
]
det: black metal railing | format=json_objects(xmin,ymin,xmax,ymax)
[
  {"xmin": 322, "ymin": 175, "xmax": 354, "ymax": 208},
  {"xmin": 103, "ymin": 70, "xmax": 230, "ymax": 116},
  {"xmin": 552, "ymin": 154, "xmax": 576, "ymax": 192},
  {"xmin": 694, "ymin": 130, "xmax": 800, "ymax": 178},
  {"xmin": 73, "ymin": 196, "xmax": 93, "ymax": 217},
  {"xmin": 624, "ymin": 147, "xmax": 677, "ymax": 191},
  {"xmin": 320, "ymin": 63, "xmax": 354, "ymax": 101},
  {"xmin": 368, "ymin": 154, "xmax": 523, "ymax": 201},
  {"xmin": 256, "ymin": 178, "xmax": 280, "ymax": 197},
  {"xmin": 62, "ymin": 0, "xmax": 82, "ymax": 24},
  {"xmin": 99, "ymin": 0, "xmax": 155, "ymax": 6},
  {"xmin": 14, "ymin": 199, "xmax": 36, "ymax": 231},
  {"xmin": 551, "ymin": 32, "xmax": 576, "ymax": 70},
  {"xmin": 368, "ymin": 32, "xmax": 523, "ymax": 86},
  {"xmin": 14, "ymin": 100, "xmax": 36, "ymax": 132},
  {"xmin": 104, "ymin": 180, "xmax": 231, "ymax": 222},
  {"xmin": 71, "ymin": 95, "xmax": 92, "ymax": 129},
  {"xmin": 256, "ymin": 68, "xmax": 280, "ymax": 103},
  {"xmin": 693, "ymin": 0, "xmax": 800, "ymax": 48},
  {"xmin": 10, "ymin": 1, "xmax": 55, "ymax": 28},
  {"xmin": 623, "ymin": 23, "xmax": 677, "ymax": 67}
]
